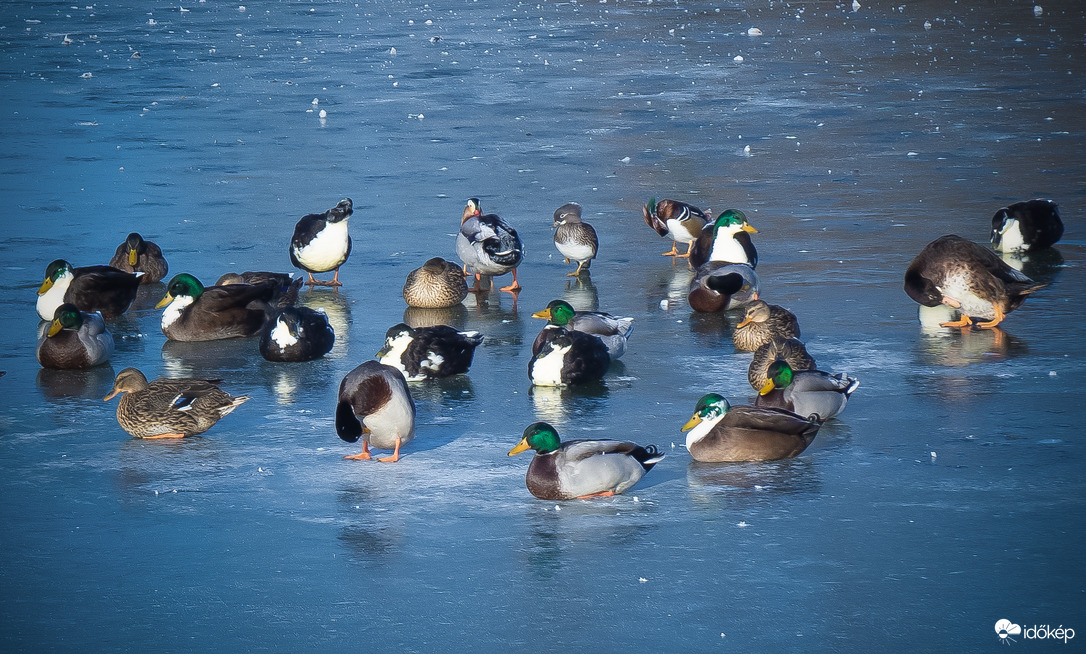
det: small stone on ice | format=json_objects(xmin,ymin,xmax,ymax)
[
  {"xmin": 620, "ymin": 156, "xmax": 630, "ymax": 163},
  {"xmin": 554, "ymin": 505, "xmax": 561, "ymax": 511},
  {"xmin": 318, "ymin": 109, "xmax": 327, "ymax": 118},
  {"xmin": 924, "ymin": 20, "xmax": 932, "ymax": 30},
  {"xmin": 659, "ymin": 299, "xmax": 669, "ymax": 309},
  {"xmin": 733, "ymin": 55, "xmax": 744, "ymax": 62},
  {"xmin": 81, "ymin": 72, "xmax": 93, "ymax": 78},
  {"xmin": 639, "ymin": 577, "xmax": 647, "ymax": 583},
  {"xmin": 1034, "ymin": 5, "xmax": 1043, "ymax": 16},
  {"xmin": 389, "ymin": 46, "xmax": 397, "ymax": 55},
  {"xmin": 852, "ymin": 0, "xmax": 861, "ymax": 10},
  {"xmin": 747, "ymin": 27, "xmax": 762, "ymax": 36},
  {"xmin": 738, "ymin": 521, "xmax": 749, "ymax": 527},
  {"xmin": 311, "ymin": 98, "xmax": 319, "ymax": 105},
  {"xmin": 930, "ymin": 452, "xmax": 937, "ymax": 459},
  {"xmin": 1049, "ymin": 370, "xmax": 1056, "ymax": 376}
]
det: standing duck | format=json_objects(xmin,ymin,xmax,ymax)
[
  {"xmin": 642, "ymin": 198, "xmax": 708, "ymax": 258},
  {"xmin": 402, "ymin": 257, "xmax": 468, "ymax": 308},
  {"xmin": 36, "ymin": 259, "xmax": 141, "ymax": 320},
  {"xmin": 732, "ymin": 299, "xmax": 801, "ymax": 352},
  {"xmin": 376, "ymin": 323, "xmax": 483, "ymax": 380},
  {"xmin": 552, "ymin": 202, "xmax": 598, "ymax": 277},
  {"xmin": 289, "ymin": 198, "xmax": 353, "ymax": 287},
  {"xmin": 103, "ymin": 367, "xmax": 250, "ymax": 438},
  {"xmin": 904, "ymin": 234, "xmax": 1046, "ymax": 328},
  {"xmin": 528, "ymin": 328, "xmax": 610, "ymax": 387},
  {"xmin": 531, "ymin": 299, "xmax": 633, "ymax": 359},
  {"xmin": 156, "ymin": 273, "xmax": 284, "ymax": 341},
  {"xmin": 990, "ymin": 199, "xmax": 1063, "ymax": 253},
  {"xmin": 259, "ymin": 306, "xmax": 335, "ymax": 362},
  {"xmin": 108, "ymin": 233, "xmax": 168, "ymax": 284},
  {"xmin": 508, "ymin": 422, "xmax": 664, "ymax": 500},
  {"xmin": 456, "ymin": 198, "xmax": 524, "ymax": 293},
  {"xmin": 747, "ymin": 337, "xmax": 816, "ymax": 392},
  {"xmin": 688, "ymin": 209, "xmax": 759, "ymax": 269},
  {"xmin": 687, "ymin": 262, "xmax": 759, "ymax": 313},
  {"xmin": 336, "ymin": 360, "xmax": 416, "ymax": 462},
  {"xmin": 36, "ymin": 303, "xmax": 114, "ymax": 369},
  {"xmin": 680, "ymin": 394, "xmax": 821, "ymax": 462},
  {"xmin": 755, "ymin": 361, "xmax": 859, "ymax": 422}
]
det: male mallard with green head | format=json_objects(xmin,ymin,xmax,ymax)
[
  {"xmin": 680, "ymin": 394, "xmax": 820, "ymax": 462},
  {"xmin": 688, "ymin": 209, "xmax": 759, "ymax": 269}
]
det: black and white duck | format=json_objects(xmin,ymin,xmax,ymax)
[
  {"xmin": 289, "ymin": 198, "xmax": 353, "ymax": 287},
  {"xmin": 456, "ymin": 198, "xmax": 524, "ymax": 293},
  {"xmin": 528, "ymin": 327, "xmax": 610, "ymax": 387},
  {"xmin": 376, "ymin": 323, "xmax": 483, "ymax": 380},
  {"xmin": 688, "ymin": 209, "xmax": 759, "ymax": 269},
  {"xmin": 336, "ymin": 360, "xmax": 416, "ymax": 462},
  {"xmin": 531, "ymin": 299, "xmax": 633, "ymax": 359},
  {"xmin": 259, "ymin": 305, "xmax": 335, "ymax": 362},
  {"xmin": 990, "ymin": 199, "xmax": 1063, "ymax": 253},
  {"xmin": 508, "ymin": 422, "xmax": 664, "ymax": 500}
]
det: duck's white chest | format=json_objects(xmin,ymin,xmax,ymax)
[
  {"xmin": 709, "ymin": 231, "xmax": 749, "ymax": 264},
  {"xmin": 666, "ymin": 218, "xmax": 699, "ymax": 244},
  {"xmin": 685, "ymin": 415, "xmax": 723, "ymax": 450},
  {"xmin": 160, "ymin": 295, "xmax": 194, "ymax": 330},
  {"xmin": 269, "ymin": 318, "xmax": 299, "ymax": 348},
  {"xmin": 997, "ymin": 219, "xmax": 1026, "ymax": 252},
  {"xmin": 295, "ymin": 219, "xmax": 350, "ymax": 270},
  {"xmin": 36, "ymin": 273, "xmax": 73, "ymax": 320},
  {"xmin": 363, "ymin": 392, "xmax": 415, "ymax": 449},
  {"xmin": 939, "ymin": 273, "xmax": 995, "ymax": 320},
  {"xmin": 531, "ymin": 345, "xmax": 571, "ymax": 386}
]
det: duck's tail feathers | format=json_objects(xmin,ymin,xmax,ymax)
[
  {"xmin": 636, "ymin": 444, "xmax": 666, "ymax": 470},
  {"xmin": 218, "ymin": 395, "xmax": 250, "ymax": 417}
]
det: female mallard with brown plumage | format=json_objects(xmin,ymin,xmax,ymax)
[
  {"xmin": 103, "ymin": 367, "xmax": 249, "ymax": 438},
  {"xmin": 109, "ymin": 232, "xmax": 169, "ymax": 284},
  {"xmin": 642, "ymin": 198, "xmax": 708, "ymax": 258},
  {"xmin": 403, "ymin": 257, "xmax": 468, "ymax": 308},
  {"xmin": 904, "ymin": 234, "xmax": 1046, "ymax": 328},
  {"xmin": 680, "ymin": 394, "xmax": 820, "ymax": 462},
  {"xmin": 732, "ymin": 300, "xmax": 801, "ymax": 352},
  {"xmin": 508, "ymin": 422, "xmax": 664, "ymax": 500},
  {"xmin": 36, "ymin": 303, "xmax": 114, "ymax": 369}
]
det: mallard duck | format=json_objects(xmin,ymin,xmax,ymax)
[
  {"xmin": 402, "ymin": 257, "xmax": 468, "ymax": 308},
  {"xmin": 528, "ymin": 327, "xmax": 610, "ymax": 387},
  {"xmin": 259, "ymin": 306, "xmax": 335, "ymax": 362},
  {"xmin": 642, "ymin": 198, "xmax": 708, "ymax": 257},
  {"xmin": 289, "ymin": 198, "xmax": 353, "ymax": 287},
  {"xmin": 507, "ymin": 422, "xmax": 664, "ymax": 500},
  {"xmin": 36, "ymin": 303, "xmax": 114, "ymax": 369},
  {"xmin": 553, "ymin": 202, "xmax": 598, "ymax": 277},
  {"xmin": 103, "ymin": 367, "xmax": 250, "ymax": 438},
  {"xmin": 36, "ymin": 259, "xmax": 141, "ymax": 320},
  {"xmin": 336, "ymin": 360, "xmax": 416, "ymax": 462},
  {"xmin": 376, "ymin": 323, "xmax": 483, "ymax": 380},
  {"xmin": 456, "ymin": 198, "xmax": 524, "ymax": 293},
  {"xmin": 748, "ymin": 337, "xmax": 816, "ymax": 392},
  {"xmin": 754, "ymin": 360, "xmax": 859, "ymax": 422},
  {"xmin": 680, "ymin": 393, "xmax": 820, "ymax": 462},
  {"xmin": 688, "ymin": 262, "xmax": 759, "ymax": 313},
  {"xmin": 155, "ymin": 273, "xmax": 284, "ymax": 341},
  {"xmin": 531, "ymin": 299, "xmax": 633, "ymax": 359},
  {"xmin": 216, "ymin": 271, "xmax": 295, "ymax": 288},
  {"xmin": 688, "ymin": 209, "xmax": 758, "ymax": 269},
  {"xmin": 990, "ymin": 199, "xmax": 1063, "ymax": 253},
  {"xmin": 108, "ymin": 232, "xmax": 168, "ymax": 284},
  {"xmin": 904, "ymin": 234, "xmax": 1046, "ymax": 328},
  {"xmin": 732, "ymin": 299, "xmax": 801, "ymax": 351}
]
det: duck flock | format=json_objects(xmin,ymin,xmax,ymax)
[{"xmin": 32, "ymin": 195, "xmax": 1062, "ymax": 501}]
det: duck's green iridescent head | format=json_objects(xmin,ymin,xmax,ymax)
[
  {"xmin": 712, "ymin": 209, "xmax": 756, "ymax": 235},
  {"xmin": 38, "ymin": 259, "xmax": 74, "ymax": 295},
  {"xmin": 760, "ymin": 361, "xmax": 795, "ymax": 394},
  {"xmin": 47, "ymin": 303, "xmax": 84, "ymax": 337},
  {"xmin": 681, "ymin": 393, "xmax": 731, "ymax": 432},
  {"xmin": 156, "ymin": 273, "xmax": 205, "ymax": 308},
  {"xmin": 532, "ymin": 300, "xmax": 576, "ymax": 326},
  {"xmin": 508, "ymin": 422, "xmax": 562, "ymax": 456},
  {"xmin": 647, "ymin": 197, "xmax": 658, "ymax": 215}
]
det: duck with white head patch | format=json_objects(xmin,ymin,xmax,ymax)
[
  {"xmin": 259, "ymin": 305, "xmax": 335, "ymax": 362},
  {"xmin": 688, "ymin": 209, "xmax": 759, "ymax": 269},
  {"xmin": 290, "ymin": 198, "xmax": 353, "ymax": 287},
  {"xmin": 990, "ymin": 199, "xmax": 1063, "ymax": 253},
  {"xmin": 531, "ymin": 299, "xmax": 633, "ymax": 360},
  {"xmin": 156, "ymin": 273, "xmax": 288, "ymax": 341},
  {"xmin": 376, "ymin": 323, "xmax": 483, "ymax": 380},
  {"xmin": 36, "ymin": 259, "xmax": 141, "ymax": 321},
  {"xmin": 528, "ymin": 327, "xmax": 610, "ymax": 387}
]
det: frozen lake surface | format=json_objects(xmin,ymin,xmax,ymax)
[{"xmin": 1, "ymin": 1, "xmax": 1084, "ymax": 651}]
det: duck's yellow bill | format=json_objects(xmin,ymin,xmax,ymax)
[
  {"xmin": 154, "ymin": 293, "xmax": 174, "ymax": 309},
  {"xmin": 736, "ymin": 317, "xmax": 752, "ymax": 328},
  {"xmin": 508, "ymin": 438, "xmax": 530, "ymax": 456},
  {"xmin": 680, "ymin": 414, "xmax": 702, "ymax": 432},
  {"xmin": 530, "ymin": 309, "xmax": 552, "ymax": 320},
  {"xmin": 47, "ymin": 319, "xmax": 63, "ymax": 337},
  {"xmin": 759, "ymin": 380, "xmax": 776, "ymax": 396},
  {"xmin": 128, "ymin": 249, "xmax": 138, "ymax": 266},
  {"xmin": 742, "ymin": 223, "xmax": 758, "ymax": 234},
  {"xmin": 37, "ymin": 278, "xmax": 54, "ymax": 295}
]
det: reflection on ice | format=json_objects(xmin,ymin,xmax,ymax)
[
  {"xmin": 916, "ymin": 305, "xmax": 1026, "ymax": 366},
  {"xmin": 36, "ymin": 365, "xmax": 117, "ymax": 400}
]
